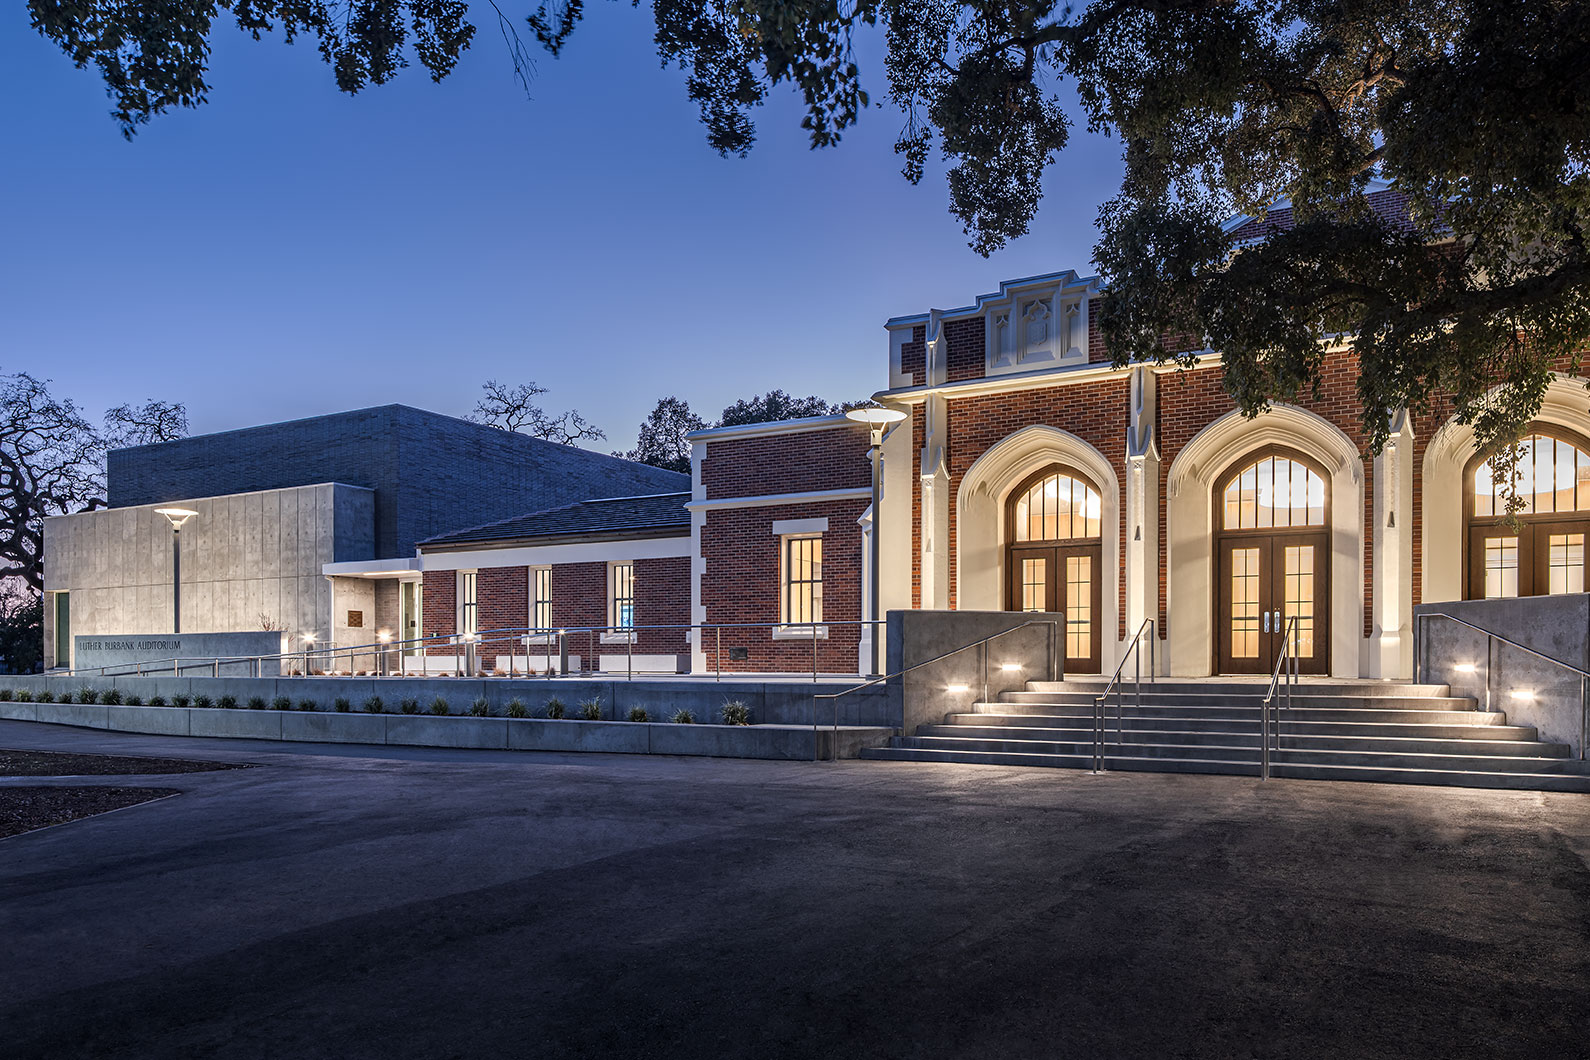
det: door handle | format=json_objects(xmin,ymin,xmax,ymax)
[{"xmin": 1262, "ymin": 611, "xmax": 1270, "ymax": 634}]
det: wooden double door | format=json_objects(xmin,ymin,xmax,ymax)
[
  {"xmin": 1216, "ymin": 531, "xmax": 1329, "ymax": 675},
  {"xmin": 1468, "ymin": 519, "xmax": 1590, "ymax": 598},
  {"xmin": 1008, "ymin": 543, "xmax": 1102, "ymax": 673}
]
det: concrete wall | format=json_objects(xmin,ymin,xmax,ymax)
[
  {"xmin": 1414, "ymin": 596, "xmax": 1590, "ymax": 756},
  {"xmin": 0, "ymin": 699, "xmax": 892, "ymax": 760},
  {"xmin": 107, "ymin": 405, "xmax": 688, "ymax": 560},
  {"xmin": 889, "ymin": 609, "xmax": 1064, "ymax": 736},
  {"xmin": 43, "ymin": 483, "xmax": 373, "ymax": 667},
  {"xmin": 0, "ymin": 674, "xmax": 897, "ymax": 728}
]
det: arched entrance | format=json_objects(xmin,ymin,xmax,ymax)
[
  {"xmin": 1214, "ymin": 448, "xmax": 1330, "ymax": 674},
  {"xmin": 1005, "ymin": 464, "xmax": 1103, "ymax": 672},
  {"xmin": 1466, "ymin": 428, "xmax": 1590, "ymax": 598}
]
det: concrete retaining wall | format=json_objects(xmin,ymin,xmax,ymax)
[
  {"xmin": 888, "ymin": 610, "xmax": 1063, "ymax": 736},
  {"xmin": 0, "ymin": 674, "xmax": 895, "ymax": 728},
  {"xmin": 1415, "ymin": 596, "xmax": 1590, "ymax": 756},
  {"xmin": 0, "ymin": 699, "xmax": 889, "ymax": 761}
]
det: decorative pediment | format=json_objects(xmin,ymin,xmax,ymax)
[{"xmin": 984, "ymin": 275, "xmax": 1094, "ymax": 377}]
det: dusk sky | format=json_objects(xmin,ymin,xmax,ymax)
[{"xmin": 1, "ymin": 4, "xmax": 1124, "ymax": 450}]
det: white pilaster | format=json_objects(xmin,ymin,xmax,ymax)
[
  {"xmin": 1369, "ymin": 412, "xmax": 1415, "ymax": 678},
  {"xmin": 1124, "ymin": 367, "xmax": 1162, "ymax": 670}
]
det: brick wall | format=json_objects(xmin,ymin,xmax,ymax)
[
  {"xmin": 699, "ymin": 499, "xmax": 866, "ymax": 674},
  {"xmin": 702, "ymin": 424, "xmax": 872, "ymax": 500},
  {"xmin": 421, "ymin": 553, "xmax": 690, "ymax": 668},
  {"xmin": 900, "ymin": 324, "xmax": 926, "ymax": 386}
]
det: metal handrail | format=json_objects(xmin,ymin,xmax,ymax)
[
  {"xmin": 62, "ymin": 620, "xmax": 886, "ymax": 683},
  {"xmin": 811, "ymin": 618, "xmax": 1064, "ymax": 761},
  {"xmin": 1259, "ymin": 615, "xmax": 1300, "ymax": 780},
  {"xmin": 1091, "ymin": 619, "xmax": 1156, "ymax": 773},
  {"xmin": 1416, "ymin": 610, "xmax": 1589, "ymax": 761}
]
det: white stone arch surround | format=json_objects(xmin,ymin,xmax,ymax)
[
  {"xmin": 1422, "ymin": 375, "xmax": 1590, "ymax": 605},
  {"xmin": 1166, "ymin": 405, "xmax": 1365, "ymax": 677},
  {"xmin": 955, "ymin": 425, "xmax": 1122, "ymax": 670}
]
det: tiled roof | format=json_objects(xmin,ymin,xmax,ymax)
[{"xmin": 418, "ymin": 492, "xmax": 691, "ymax": 548}]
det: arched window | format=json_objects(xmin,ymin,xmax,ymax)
[
  {"xmin": 1472, "ymin": 433, "xmax": 1590, "ymax": 518},
  {"xmin": 1011, "ymin": 469, "xmax": 1101, "ymax": 542},
  {"xmin": 1467, "ymin": 429, "xmax": 1590, "ymax": 599},
  {"xmin": 1221, "ymin": 454, "xmax": 1326, "ymax": 531}
]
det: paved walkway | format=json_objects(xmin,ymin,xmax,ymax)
[{"xmin": 2, "ymin": 719, "xmax": 1587, "ymax": 1059}]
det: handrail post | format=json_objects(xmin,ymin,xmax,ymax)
[
  {"xmin": 1485, "ymin": 634, "xmax": 1494, "ymax": 712},
  {"xmin": 716, "ymin": 626, "xmax": 722, "ymax": 681},
  {"xmin": 812, "ymin": 624, "xmax": 818, "ymax": 683}
]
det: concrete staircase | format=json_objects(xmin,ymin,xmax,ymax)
[{"xmin": 861, "ymin": 678, "xmax": 1590, "ymax": 792}]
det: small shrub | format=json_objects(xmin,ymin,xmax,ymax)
[
  {"xmin": 429, "ymin": 696, "xmax": 450, "ymax": 716},
  {"xmin": 76, "ymin": 687, "xmax": 99, "ymax": 704},
  {"xmin": 102, "ymin": 689, "xmax": 123, "ymax": 705},
  {"xmin": 271, "ymin": 695, "xmax": 292, "ymax": 712},
  {"xmin": 193, "ymin": 694, "xmax": 213, "ymax": 709},
  {"xmin": 579, "ymin": 698, "xmax": 602, "ymax": 721},
  {"xmin": 218, "ymin": 694, "xmax": 237, "ymax": 710},
  {"xmin": 296, "ymin": 698, "xmax": 317, "ymax": 712},
  {"xmin": 363, "ymin": 695, "xmax": 385, "ymax": 714},
  {"xmin": 0, "ymin": 688, "xmax": 12, "ymax": 701},
  {"xmin": 124, "ymin": 694, "xmax": 143, "ymax": 706},
  {"xmin": 18, "ymin": 689, "xmax": 35, "ymax": 702},
  {"xmin": 172, "ymin": 694, "xmax": 191, "ymax": 708},
  {"xmin": 627, "ymin": 706, "xmax": 650, "ymax": 723},
  {"xmin": 719, "ymin": 700, "xmax": 751, "ymax": 726},
  {"xmin": 544, "ymin": 697, "xmax": 565, "ymax": 720},
  {"xmin": 505, "ymin": 698, "xmax": 528, "ymax": 718},
  {"xmin": 671, "ymin": 708, "xmax": 695, "ymax": 724},
  {"xmin": 145, "ymin": 694, "xmax": 164, "ymax": 706},
  {"xmin": 247, "ymin": 696, "xmax": 267, "ymax": 710},
  {"xmin": 36, "ymin": 691, "xmax": 53, "ymax": 703},
  {"xmin": 400, "ymin": 697, "xmax": 420, "ymax": 715},
  {"xmin": 333, "ymin": 697, "xmax": 352, "ymax": 713},
  {"xmin": 468, "ymin": 697, "xmax": 489, "ymax": 717}
]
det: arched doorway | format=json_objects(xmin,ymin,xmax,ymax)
[
  {"xmin": 1214, "ymin": 448, "xmax": 1330, "ymax": 674},
  {"xmin": 1005, "ymin": 464, "xmax": 1102, "ymax": 672},
  {"xmin": 1466, "ymin": 428, "xmax": 1590, "ymax": 598}
]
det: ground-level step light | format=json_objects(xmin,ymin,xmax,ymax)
[{"xmin": 153, "ymin": 508, "xmax": 199, "ymax": 634}]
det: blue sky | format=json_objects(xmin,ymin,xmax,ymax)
[{"xmin": 0, "ymin": 4, "xmax": 1124, "ymax": 449}]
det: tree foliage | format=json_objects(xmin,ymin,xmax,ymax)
[
  {"xmin": 627, "ymin": 396, "xmax": 705, "ymax": 473},
  {"xmin": 0, "ymin": 585, "xmax": 43, "ymax": 674},
  {"xmin": 717, "ymin": 389, "xmax": 847, "ymax": 427},
  {"xmin": 470, "ymin": 380, "xmax": 605, "ymax": 445},
  {"xmin": 0, "ymin": 375, "xmax": 189, "ymax": 593},
  {"xmin": 31, "ymin": 0, "xmax": 1590, "ymax": 459}
]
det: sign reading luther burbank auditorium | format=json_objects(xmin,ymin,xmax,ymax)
[{"xmin": 74, "ymin": 632, "xmax": 292, "ymax": 676}]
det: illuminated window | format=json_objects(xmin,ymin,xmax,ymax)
[
  {"xmin": 1483, "ymin": 538, "xmax": 1519, "ymax": 599},
  {"xmin": 1549, "ymin": 534, "xmax": 1585, "ymax": 595},
  {"xmin": 609, "ymin": 563, "xmax": 635, "ymax": 632},
  {"xmin": 1284, "ymin": 544, "xmax": 1317, "ymax": 659},
  {"xmin": 781, "ymin": 536, "xmax": 824, "ymax": 625},
  {"xmin": 1473, "ymin": 434, "xmax": 1590, "ymax": 517},
  {"xmin": 1229, "ymin": 547, "xmax": 1261, "ymax": 659},
  {"xmin": 1021, "ymin": 557, "xmax": 1046, "ymax": 612},
  {"xmin": 530, "ymin": 567, "xmax": 552, "ymax": 631},
  {"xmin": 1012, "ymin": 471, "xmax": 1101, "ymax": 541},
  {"xmin": 1222, "ymin": 455, "xmax": 1326, "ymax": 530},
  {"xmin": 458, "ymin": 572, "xmax": 478, "ymax": 636},
  {"xmin": 1065, "ymin": 555, "xmax": 1092, "ymax": 658}
]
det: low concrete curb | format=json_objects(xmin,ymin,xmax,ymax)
[{"xmin": 0, "ymin": 702, "xmax": 894, "ymax": 761}]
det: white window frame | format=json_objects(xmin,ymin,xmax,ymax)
[
  {"xmin": 603, "ymin": 561, "xmax": 637, "ymax": 644},
  {"xmin": 457, "ymin": 570, "xmax": 478, "ymax": 637},
  {"xmin": 773, "ymin": 533, "xmax": 827, "ymax": 639},
  {"xmin": 526, "ymin": 566, "xmax": 554, "ymax": 642}
]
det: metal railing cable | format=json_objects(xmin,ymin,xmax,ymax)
[
  {"xmin": 1416, "ymin": 610, "xmax": 1590, "ymax": 762},
  {"xmin": 62, "ymin": 620, "xmax": 885, "ymax": 684},
  {"xmin": 811, "ymin": 619, "xmax": 1064, "ymax": 762},
  {"xmin": 1259, "ymin": 615, "xmax": 1300, "ymax": 781},
  {"xmin": 1091, "ymin": 619, "xmax": 1156, "ymax": 774}
]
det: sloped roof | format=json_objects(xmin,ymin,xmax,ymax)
[{"xmin": 419, "ymin": 492, "xmax": 691, "ymax": 549}]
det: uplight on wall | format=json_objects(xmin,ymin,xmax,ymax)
[
  {"xmin": 1000, "ymin": 663, "xmax": 1023, "ymax": 673},
  {"xmin": 1509, "ymin": 689, "xmax": 1536, "ymax": 702},
  {"xmin": 1454, "ymin": 663, "xmax": 1478, "ymax": 674},
  {"xmin": 946, "ymin": 684, "xmax": 970, "ymax": 694}
]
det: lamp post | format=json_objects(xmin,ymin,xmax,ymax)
[
  {"xmin": 845, "ymin": 406, "xmax": 907, "ymax": 676},
  {"xmin": 377, "ymin": 629, "xmax": 392, "ymax": 676},
  {"xmin": 301, "ymin": 632, "xmax": 316, "ymax": 676},
  {"xmin": 154, "ymin": 508, "xmax": 198, "ymax": 634}
]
